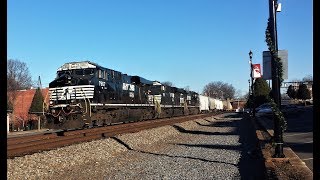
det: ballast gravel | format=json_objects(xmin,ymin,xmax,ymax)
[{"xmin": 7, "ymin": 113, "xmax": 265, "ymax": 179}]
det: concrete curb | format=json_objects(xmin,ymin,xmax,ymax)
[{"xmin": 251, "ymin": 115, "xmax": 313, "ymax": 179}]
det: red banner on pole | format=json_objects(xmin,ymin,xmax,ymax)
[{"xmin": 252, "ymin": 64, "xmax": 262, "ymax": 78}]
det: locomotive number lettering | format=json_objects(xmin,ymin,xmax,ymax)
[{"xmin": 99, "ymin": 81, "xmax": 106, "ymax": 87}]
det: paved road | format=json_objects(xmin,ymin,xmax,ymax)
[{"xmin": 283, "ymin": 106, "xmax": 313, "ymax": 171}]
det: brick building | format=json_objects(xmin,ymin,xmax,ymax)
[
  {"xmin": 8, "ymin": 88, "xmax": 49, "ymax": 131},
  {"xmin": 230, "ymin": 100, "xmax": 247, "ymax": 110}
]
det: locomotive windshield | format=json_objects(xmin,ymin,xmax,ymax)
[{"xmin": 57, "ymin": 68, "xmax": 95, "ymax": 78}]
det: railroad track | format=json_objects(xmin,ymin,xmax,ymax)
[{"xmin": 7, "ymin": 112, "xmax": 223, "ymax": 158}]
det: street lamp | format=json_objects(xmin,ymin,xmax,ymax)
[
  {"xmin": 248, "ymin": 79, "xmax": 251, "ymax": 95},
  {"xmin": 249, "ymin": 50, "xmax": 255, "ymax": 117},
  {"xmin": 248, "ymin": 79, "xmax": 251, "ymax": 114}
]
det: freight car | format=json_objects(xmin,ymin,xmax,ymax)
[
  {"xmin": 45, "ymin": 61, "xmax": 204, "ymax": 130},
  {"xmin": 208, "ymin": 97, "xmax": 224, "ymax": 111}
]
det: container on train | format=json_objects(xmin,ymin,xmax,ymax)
[{"xmin": 199, "ymin": 95, "xmax": 209, "ymax": 112}]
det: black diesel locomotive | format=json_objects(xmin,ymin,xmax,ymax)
[{"xmin": 45, "ymin": 61, "xmax": 200, "ymax": 129}]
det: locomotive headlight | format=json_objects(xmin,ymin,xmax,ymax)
[{"xmin": 50, "ymin": 101, "xmax": 53, "ymax": 105}]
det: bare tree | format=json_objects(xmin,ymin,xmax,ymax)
[
  {"xmin": 202, "ymin": 81, "xmax": 235, "ymax": 100},
  {"xmin": 161, "ymin": 81, "xmax": 174, "ymax": 87},
  {"xmin": 183, "ymin": 86, "xmax": 190, "ymax": 92},
  {"xmin": 243, "ymin": 92, "xmax": 250, "ymax": 100},
  {"xmin": 291, "ymin": 79, "xmax": 301, "ymax": 83},
  {"xmin": 7, "ymin": 59, "xmax": 33, "ymax": 91},
  {"xmin": 234, "ymin": 90, "xmax": 243, "ymax": 99},
  {"xmin": 302, "ymin": 74, "xmax": 313, "ymax": 82},
  {"xmin": 7, "ymin": 59, "xmax": 33, "ymax": 106}
]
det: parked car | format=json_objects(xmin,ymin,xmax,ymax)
[
  {"xmin": 255, "ymin": 103, "xmax": 273, "ymax": 118},
  {"xmin": 235, "ymin": 108, "xmax": 249, "ymax": 113},
  {"xmin": 255, "ymin": 103, "xmax": 271, "ymax": 112}
]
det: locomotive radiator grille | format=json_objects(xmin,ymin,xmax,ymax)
[{"xmin": 49, "ymin": 85, "xmax": 95, "ymax": 101}]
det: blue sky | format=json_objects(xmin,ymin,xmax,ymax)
[{"xmin": 8, "ymin": 0, "xmax": 313, "ymax": 96}]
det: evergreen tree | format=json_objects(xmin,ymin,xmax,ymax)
[
  {"xmin": 29, "ymin": 88, "xmax": 44, "ymax": 113},
  {"xmin": 286, "ymin": 85, "xmax": 297, "ymax": 99},
  {"xmin": 253, "ymin": 78, "xmax": 271, "ymax": 107},
  {"xmin": 245, "ymin": 94, "xmax": 254, "ymax": 108},
  {"xmin": 297, "ymin": 84, "xmax": 311, "ymax": 101}
]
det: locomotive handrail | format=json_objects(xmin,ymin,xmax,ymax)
[
  {"xmin": 78, "ymin": 88, "xmax": 88, "ymax": 114},
  {"xmin": 51, "ymin": 110, "xmax": 62, "ymax": 118},
  {"xmin": 78, "ymin": 87, "xmax": 91, "ymax": 117},
  {"xmin": 62, "ymin": 108, "xmax": 74, "ymax": 116}
]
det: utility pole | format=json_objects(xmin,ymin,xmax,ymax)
[{"xmin": 268, "ymin": 0, "xmax": 284, "ymax": 158}]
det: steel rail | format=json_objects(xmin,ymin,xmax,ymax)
[{"xmin": 7, "ymin": 112, "xmax": 223, "ymax": 158}]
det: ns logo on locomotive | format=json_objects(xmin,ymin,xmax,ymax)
[{"xmin": 45, "ymin": 61, "xmax": 224, "ymax": 130}]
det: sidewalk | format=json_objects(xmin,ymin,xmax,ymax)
[{"xmin": 253, "ymin": 114, "xmax": 313, "ymax": 179}]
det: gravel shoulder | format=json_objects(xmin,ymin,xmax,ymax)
[{"xmin": 8, "ymin": 113, "xmax": 266, "ymax": 180}]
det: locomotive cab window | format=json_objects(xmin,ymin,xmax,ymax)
[
  {"xmin": 75, "ymin": 69, "xmax": 83, "ymax": 75},
  {"xmin": 57, "ymin": 71, "xmax": 63, "ymax": 78},
  {"xmin": 57, "ymin": 70, "xmax": 71, "ymax": 78},
  {"xmin": 84, "ymin": 69, "xmax": 94, "ymax": 76}
]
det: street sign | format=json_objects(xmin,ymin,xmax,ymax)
[{"xmin": 263, "ymin": 50, "xmax": 288, "ymax": 80}]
